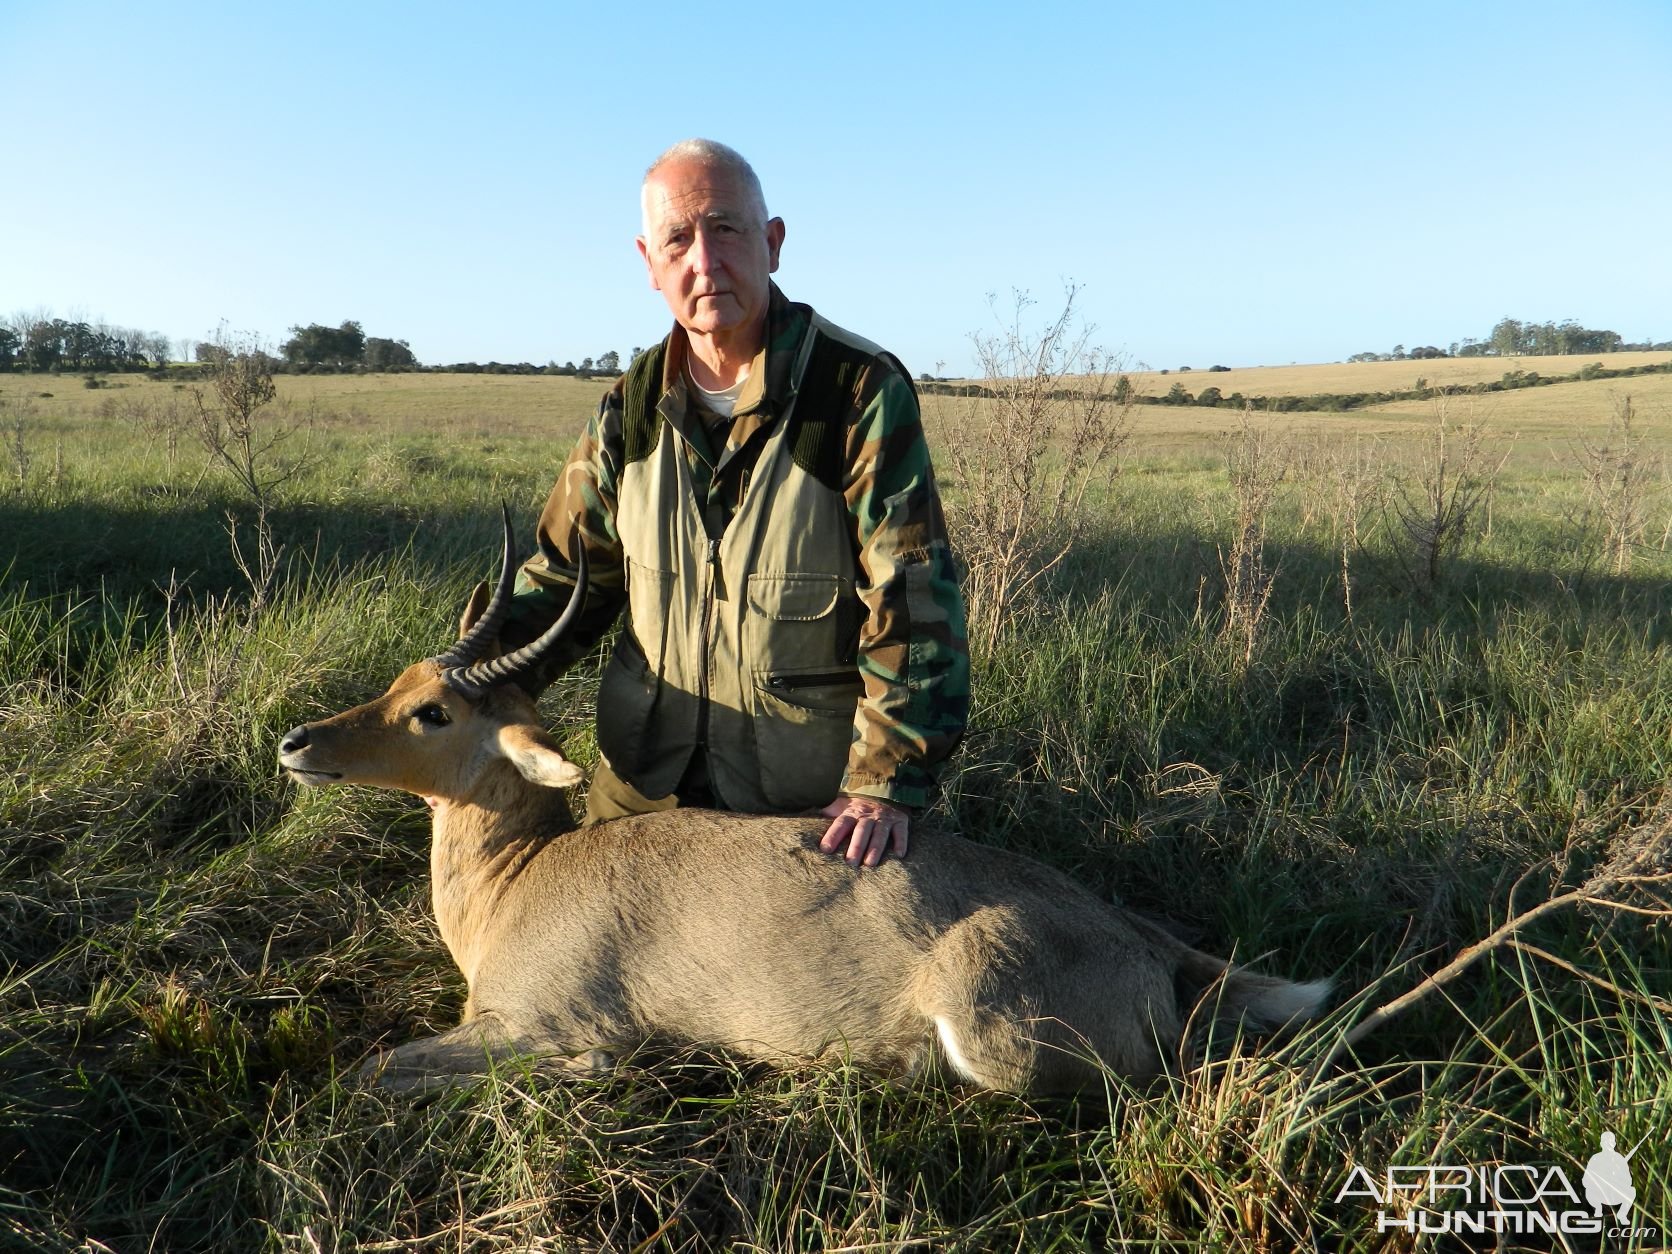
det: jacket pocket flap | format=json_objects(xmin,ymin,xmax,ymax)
[{"xmin": 747, "ymin": 573, "xmax": 842, "ymax": 621}]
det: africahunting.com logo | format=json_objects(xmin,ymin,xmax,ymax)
[{"xmin": 1335, "ymin": 1131, "xmax": 1657, "ymax": 1239}]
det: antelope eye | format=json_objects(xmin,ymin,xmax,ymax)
[{"xmin": 413, "ymin": 704, "xmax": 451, "ymax": 727}]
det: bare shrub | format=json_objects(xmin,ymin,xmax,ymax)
[
  {"xmin": 1217, "ymin": 405, "xmax": 1286, "ymax": 667},
  {"xmin": 1326, "ymin": 436, "xmax": 1385, "ymax": 621},
  {"xmin": 1570, "ymin": 394, "xmax": 1657, "ymax": 576},
  {"xmin": 3, "ymin": 395, "xmax": 31, "ymax": 491},
  {"xmin": 189, "ymin": 329, "xmax": 313, "ymax": 607},
  {"xmin": 117, "ymin": 392, "xmax": 191, "ymax": 465},
  {"xmin": 1384, "ymin": 396, "xmax": 1505, "ymax": 597},
  {"xmin": 945, "ymin": 287, "xmax": 1136, "ymax": 652}
]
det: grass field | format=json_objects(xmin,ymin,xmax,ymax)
[
  {"xmin": 7, "ymin": 349, "xmax": 1669, "ymax": 455},
  {"xmin": 1124, "ymin": 350, "xmax": 1672, "ymax": 399},
  {"xmin": 3, "ymin": 362, "xmax": 1671, "ymax": 1250}
]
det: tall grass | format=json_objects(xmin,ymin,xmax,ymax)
[{"xmin": 2, "ymin": 398, "xmax": 1669, "ymax": 1250}]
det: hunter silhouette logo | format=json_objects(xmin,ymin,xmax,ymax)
[
  {"xmin": 1583, "ymin": 1131, "xmax": 1644, "ymax": 1223},
  {"xmin": 1335, "ymin": 1128, "xmax": 1658, "ymax": 1239}
]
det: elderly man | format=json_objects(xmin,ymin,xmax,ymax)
[{"xmin": 494, "ymin": 138, "xmax": 968, "ymax": 868}]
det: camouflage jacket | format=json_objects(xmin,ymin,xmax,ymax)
[{"xmin": 498, "ymin": 284, "xmax": 969, "ymax": 812}]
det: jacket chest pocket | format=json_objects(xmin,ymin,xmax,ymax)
[{"xmin": 745, "ymin": 573, "xmax": 854, "ymax": 675}]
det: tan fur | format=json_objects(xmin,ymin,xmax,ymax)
[{"xmin": 278, "ymin": 663, "xmax": 1327, "ymax": 1093}]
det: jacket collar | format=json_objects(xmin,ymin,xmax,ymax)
[
  {"xmin": 655, "ymin": 284, "xmax": 810, "ymax": 437},
  {"xmin": 655, "ymin": 285, "xmax": 805, "ymax": 418}
]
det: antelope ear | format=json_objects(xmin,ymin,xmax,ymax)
[
  {"xmin": 458, "ymin": 579, "xmax": 492, "ymax": 638},
  {"xmin": 495, "ymin": 723, "xmax": 584, "ymax": 789}
]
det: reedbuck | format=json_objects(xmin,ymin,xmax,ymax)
[{"xmin": 279, "ymin": 516, "xmax": 1327, "ymax": 1093}]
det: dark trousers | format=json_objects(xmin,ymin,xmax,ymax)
[{"xmin": 583, "ymin": 755, "xmax": 716, "ymax": 825}]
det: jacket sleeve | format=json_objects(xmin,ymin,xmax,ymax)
[
  {"xmin": 839, "ymin": 368, "xmax": 970, "ymax": 810},
  {"xmin": 494, "ymin": 390, "xmax": 630, "ymax": 695}
]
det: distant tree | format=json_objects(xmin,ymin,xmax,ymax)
[
  {"xmin": 1476, "ymin": 316, "xmax": 1621, "ymax": 358},
  {"xmin": 629, "ymin": 346, "xmax": 645, "ymax": 365},
  {"xmin": 1560, "ymin": 321, "xmax": 1622, "ymax": 354},
  {"xmin": 23, "ymin": 320, "xmax": 62, "ymax": 371},
  {"xmin": 1197, "ymin": 386, "xmax": 1224, "ymax": 406},
  {"xmin": 340, "ymin": 321, "xmax": 366, "ymax": 362},
  {"xmin": 1165, "ymin": 381, "xmax": 1193, "ymax": 405},
  {"xmin": 580, "ymin": 356, "xmax": 594, "ymax": 375},
  {"xmin": 1348, "ymin": 352, "xmax": 1380, "ymax": 363},
  {"xmin": 196, "ymin": 340, "xmax": 232, "ymax": 365},
  {"xmin": 1391, "ymin": 344, "xmax": 1407, "ymax": 360},
  {"xmin": 0, "ymin": 326, "xmax": 17, "ymax": 371},
  {"xmin": 363, "ymin": 336, "xmax": 417, "ymax": 370},
  {"xmin": 62, "ymin": 322, "xmax": 96, "ymax": 369},
  {"xmin": 1489, "ymin": 317, "xmax": 1524, "ymax": 357},
  {"xmin": 281, "ymin": 320, "xmax": 366, "ymax": 366},
  {"xmin": 597, "ymin": 349, "xmax": 621, "ymax": 373}
]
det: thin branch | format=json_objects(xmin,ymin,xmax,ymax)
[
  {"xmin": 1506, "ymin": 940, "xmax": 1672, "ymax": 1016},
  {"xmin": 1317, "ymin": 869, "xmax": 1672, "ymax": 1073}
]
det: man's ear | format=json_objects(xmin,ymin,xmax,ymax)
[
  {"xmin": 496, "ymin": 724, "xmax": 585, "ymax": 789},
  {"xmin": 636, "ymin": 235, "xmax": 660, "ymax": 290},
  {"xmin": 766, "ymin": 217, "xmax": 785, "ymax": 272}
]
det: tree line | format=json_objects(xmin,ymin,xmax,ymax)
[
  {"xmin": 1347, "ymin": 316, "xmax": 1670, "ymax": 364},
  {"xmin": 1, "ymin": 310, "xmax": 630, "ymax": 378},
  {"xmin": 250, "ymin": 326, "xmax": 628, "ymax": 377},
  {"xmin": 0, "ymin": 316, "xmax": 173, "ymax": 373}
]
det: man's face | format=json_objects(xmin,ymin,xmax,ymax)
[{"xmin": 637, "ymin": 158, "xmax": 785, "ymax": 341}]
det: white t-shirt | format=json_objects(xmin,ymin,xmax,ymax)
[{"xmin": 690, "ymin": 373, "xmax": 746, "ymax": 420}]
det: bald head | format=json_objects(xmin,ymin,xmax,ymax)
[{"xmin": 641, "ymin": 138, "xmax": 769, "ymax": 235}]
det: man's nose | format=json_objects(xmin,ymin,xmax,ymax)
[{"xmin": 688, "ymin": 226, "xmax": 721, "ymax": 275}]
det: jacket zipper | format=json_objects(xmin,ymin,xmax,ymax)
[
  {"xmin": 765, "ymin": 669, "xmax": 861, "ymax": 691},
  {"xmin": 697, "ymin": 538, "xmax": 720, "ymax": 746}
]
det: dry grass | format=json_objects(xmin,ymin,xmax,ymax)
[
  {"xmin": 1124, "ymin": 349, "xmax": 1672, "ymax": 397},
  {"xmin": 11, "ymin": 362, "xmax": 1670, "ymax": 470},
  {"xmin": 0, "ymin": 371, "xmax": 606, "ymax": 440},
  {"xmin": 1215, "ymin": 407, "xmax": 1286, "ymax": 667},
  {"xmin": 1375, "ymin": 369, "xmax": 1672, "ymax": 429}
]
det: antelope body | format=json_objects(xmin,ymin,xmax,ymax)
[{"xmin": 279, "ymin": 517, "xmax": 1327, "ymax": 1093}]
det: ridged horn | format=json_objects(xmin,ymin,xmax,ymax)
[
  {"xmin": 441, "ymin": 523, "xmax": 589, "ymax": 695},
  {"xmin": 433, "ymin": 503, "xmax": 520, "ymax": 671}
]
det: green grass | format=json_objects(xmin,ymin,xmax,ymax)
[{"xmin": 2, "ymin": 381, "xmax": 1670, "ymax": 1250}]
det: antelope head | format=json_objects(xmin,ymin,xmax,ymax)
[{"xmin": 278, "ymin": 509, "xmax": 588, "ymax": 802}]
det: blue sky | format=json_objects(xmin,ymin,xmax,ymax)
[{"xmin": 3, "ymin": 0, "xmax": 1668, "ymax": 374}]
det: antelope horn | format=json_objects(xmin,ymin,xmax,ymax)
[
  {"xmin": 442, "ymin": 526, "xmax": 589, "ymax": 695},
  {"xmin": 434, "ymin": 504, "xmax": 520, "ymax": 672}
]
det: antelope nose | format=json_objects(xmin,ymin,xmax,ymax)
[{"xmin": 280, "ymin": 725, "xmax": 311, "ymax": 755}]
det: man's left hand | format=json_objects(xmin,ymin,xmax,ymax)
[{"xmin": 818, "ymin": 796, "xmax": 910, "ymax": 868}]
